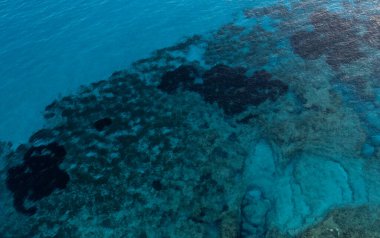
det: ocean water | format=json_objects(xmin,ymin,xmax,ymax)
[
  {"xmin": 0, "ymin": 0, "xmax": 272, "ymax": 144},
  {"xmin": 2, "ymin": 0, "xmax": 380, "ymax": 237}
]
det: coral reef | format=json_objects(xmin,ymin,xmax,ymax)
[
  {"xmin": 0, "ymin": 72, "xmax": 251, "ymax": 237},
  {"xmin": 3, "ymin": 0, "xmax": 380, "ymax": 237},
  {"xmin": 291, "ymin": 10, "xmax": 364, "ymax": 67},
  {"xmin": 300, "ymin": 206, "xmax": 380, "ymax": 238},
  {"xmin": 6, "ymin": 142, "xmax": 69, "ymax": 215},
  {"xmin": 158, "ymin": 64, "xmax": 288, "ymax": 115},
  {"xmin": 364, "ymin": 15, "xmax": 380, "ymax": 49},
  {"xmin": 93, "ymin": 117, "xmax": 113, "ymax": 131},
  {"xmin": 158, "ymin": 65, "xmax": 200, "ymax": 93},
  {"xmin": 199, "ymin": 65, "xmax": 288, "ymax": 115}
]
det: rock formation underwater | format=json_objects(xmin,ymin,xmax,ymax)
[{"xmin": 2, "ymin": 0, "xmax": 380, "ymax": 237}]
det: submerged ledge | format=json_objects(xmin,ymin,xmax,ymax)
[{"xmin": 2, "ymin": 0, "xmax": 380, "ymax": 237}]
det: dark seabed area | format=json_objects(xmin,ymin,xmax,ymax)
[{"xmin": 3, "ymin": 0, "xmax": 380, "ymax": 237}]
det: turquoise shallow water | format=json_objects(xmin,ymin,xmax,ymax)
[
  {"xmin": 0, "ymin": 0, "xmax": 270, "ymax": 144},
  {"xmin": 2, "ymin": 0, "xmax": 380, "ymax": 237}
]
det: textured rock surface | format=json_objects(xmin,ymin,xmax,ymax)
[
  {"xmin": 300, "ymin": 206, "xmax": 380, "ymax": 238},
  {"xmin": 291, "ymin": 10, "xmax": 364, "ymax": 67},
  {"xmin": 6, "ymin": 142, "xmax": 69, "ymax": 215},
  {"xmin": 158, "ymin": 64, "xmax": 288, "ymax": 115},
  {"xmin": 0, "ymin": 73, "xmax": 252, "ymax": 237}
]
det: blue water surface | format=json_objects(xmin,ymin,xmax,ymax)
[{"xmin": 0, "ymin": 0, "xmax": 276, "ymax": 144}]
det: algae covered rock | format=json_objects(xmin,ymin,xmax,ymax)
[
  {"xmin": 6, "ymin": 142, "xmax": 69, "ymax": 215},
  {"xmin": 291, "ymin": 10, "xmax": 364, "ymax": 67},
  {"xmin": 0, "ymin": 72, "xmax": 250, "ymax": 237},
  {"xmin": 300, "ymin": 206, "xmax": 380, "ymax": 238},
  {"xmin": 158, "ymin": 64, "xmax": 288, "ymax": 115}
]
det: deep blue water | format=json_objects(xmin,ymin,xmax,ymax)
[{"xmin": 2, "ymin": 0, "xmax": 380, "ymax": 237}]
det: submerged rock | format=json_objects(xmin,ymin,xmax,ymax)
[
  {"xmin": 200, "ymin": 65, "xmax": 288, "ymax": 115},
  {"xmin": 363, "ymin": 15, "xmax": 380, "ymax": 49},
  {"xmin": 6, "ymin": 142, "xmax": 69, "ymax": 215},
  {"xmin": 158, "ymin": 64, "xmax": 288, "ymax": 115},
  {"xmin": 158, "ymin": 65, "xmax": 200, "ymax": 93},
  {"xmin": 0, "ymin": 72, "xmax": 251, "ymax": 237},
  {"xmin": 291, "ymin": 10, "xmax": 364, "ymax": 67},
  {"xmin": 300, "ymin": 206, "xmax": 380, "ymax": 238},
  {"xmin": 94, "ymin": 117, "xmax": 113, "ymax": 131}
]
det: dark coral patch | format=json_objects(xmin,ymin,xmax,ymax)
[
  {"xmin": 290, "ymin": 30, "xmax": 323, "ymax": 60},
  {"xmin": 152, "ymin": 179, "xmax": 163, "ymax": 191},
  {"xmin": 94, "ymin": 117, "xmax": 113, "ymax": 131},
  {"xmin": 158, "ymin": 64, "xmax": 287, "ymax": 115},
  {"xmin": 291, "ymin": 10, "xmax": 364, "ymax": 67},
  {"xmin": 158, "ymin": 65, "xmax": 199, "ymax": 93},
  {"xmin": 199, "ymin": 64, "xmax": 250, "ymax": 115},
  {"xmin": 6, "ymin": 142, "xmax": 69, "ymax": 215},
  {"xmin": 246, "ymin": 70, "xmax": 288, "ymax": 103},
  {"xmin": 363, "ymin": 16, "xmax": 380, "ymax": 49},
  {"xmin": 198, "ymin": 65, "xmax": 287, "ymax": 115}
]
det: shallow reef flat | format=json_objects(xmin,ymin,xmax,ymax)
[
  {"xmin": 300, "ymin": 206, "xmax": 380, "ymax": 238},
  {"xmin": 2, "ymin": 0, "xmax": 380, "ymax": 237}
]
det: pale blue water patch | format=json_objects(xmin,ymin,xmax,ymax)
[
  {"xmin": 0, "ymin": 0, "xmax": 281, "ymax": 144},
  {"xmin": 243, "ymin": 141, "xmax": 378, "ymax": 234}
]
